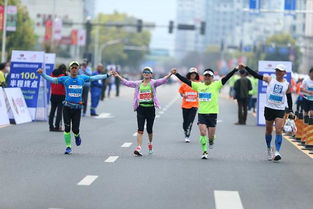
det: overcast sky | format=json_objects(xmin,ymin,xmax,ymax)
[{"xmin": 95, "ymin": 0, "xmax": 176, "ymax": 51}]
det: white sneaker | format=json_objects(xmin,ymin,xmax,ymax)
[
  {"xmin": 267, "ymin": 147, "xmax": 274, "ymax": 161},
  {"xmin": 273, "ymin": 151, "xmax": 281, "ymax": 161},
  {"xmin": 201, "ymin": 152, "xmax": 208, "ymax": 159},
  {"xmin": 185, "ymin": 137, "xmax": 190, "ymax": 143}
]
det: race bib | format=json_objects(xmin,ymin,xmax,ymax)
[
  {"xmin": 139, "ymin": 90, "xmax": 153, "ymax": 102},
  {"xmin": 185, "ymin": 92, "xmax": 197, "ymax": 102},
  {"xmin": 199, "ymin": 92, "xmax": 211, "ymax": 102},
  {"xmin": 69, "ymin": 93, "xmax": 81, "ymax": 97},
  {"xmin": 307, "ymin": 87, "xmax": 313, "ymax": 100},
  {"xmin": 268, "ymin": 94, "xmax": 283, "ymax": 104}
]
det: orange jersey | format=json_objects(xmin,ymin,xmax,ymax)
[{"xmin": 179, "ymin": 83, "xmax": 199, "ymax": 109}]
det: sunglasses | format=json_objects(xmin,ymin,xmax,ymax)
[{"xmin": 143, "ymin": 71, "xmax": 152, "ymax": 74}]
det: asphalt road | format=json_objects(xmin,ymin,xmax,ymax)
[{"xmin": 1, "ymin": 83, "xmax": 313, "ymax": 209}]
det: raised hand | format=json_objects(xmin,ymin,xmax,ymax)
[
  {"xmin": 37, "ymin": 68, "xmax": 43, "ymax": 74},
  {"xmin": 238, "ymin": 63, "xmax": 246, "ymax": 69},
  {"xmin": 171, "ymin": 68, "xmax": 177, "ymax": 75}
]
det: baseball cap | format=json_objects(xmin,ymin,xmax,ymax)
[
  {"xmin": 203, "ymin": 69, "xmax": 214, "ymax": 76},
  {"xmin": 142, "ymin": 67, "xmax": 153, "ymax": 73},
  {"xmin": 188, "ymin": 67, "xmax": 198, "ymax": 73},
  {"xmin": 275, "ymin": 64, "xmax": 286, "ymax": 72},
  {"xmin": 69, "ymin": 61, "xmax": 80, "ymax": 67}
]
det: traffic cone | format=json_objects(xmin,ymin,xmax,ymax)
[
  {"xmin": 301, "ymin": 115, "xmax": 309, "ymax": 146},
  {"xmin": 295, "ymin": 112, "xmax": 304, "ymax": 142}
]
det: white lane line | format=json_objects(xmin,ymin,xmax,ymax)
[
  {"xmin": 121, "ymin": 142, "xmax": 132, "ymax": 147},
  {"xmin": 105, "ymin": 156, "xmax": 119, "ymax": 163},
  {"xmin": 214, "ymin": 191, "xmax": 244, "ymax": 209},
  {"xmin": 95, "ymin": 112, "xmax": 114, "ymax": 119},
  {"xmin": 77, "ymin": 175, "xmax": 98, "ymax": 186}
]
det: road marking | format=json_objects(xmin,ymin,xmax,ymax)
[
  {"xmin": 105, "ymin": 156, "xmax": 119, "ymax": 163},
  {"xmin": 77, "ymin": 175, "xmax": 98, "ymax": 186},
  {"xmin": 214, "ymin": 191, "xmax": 244, "ymax": 209},
  {"xmin": 95, "ymin": 112, "xmax": 114, "ymax": 119},
  {"xmin": 121, "ymin": 142, "xmax": 132, "ymax": 147}
]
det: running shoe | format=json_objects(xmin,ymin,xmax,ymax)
[
  {"xmin": 267, "ymin": 147, "xmax": 274, "ymax": 161},
  {"xmin": 75, "ymin": 135, "xmax": 81, "ymax": 146},
  {"xmin": 273, "ymin": 151, "xmax": 282, "ymax": 161},
  {"xmin": 148, "ymin": 143, "xmax": 153, "ymax": 154},
  {"xmin": 201, "ymin": 151, "xmax": 208, "ymax": 159},
  {"xmin": 185, "ymin": 137, "xmax": 190, "ymax": 143},
  {"xmin": 134, "ymin": 146, "xmax": 143, "ymax": 156},
  {"xmin": 64, "ymin": 147, "xmax": 72, "ymax": 155}
]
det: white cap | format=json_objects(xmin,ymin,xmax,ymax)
[
  {"xmin": 275, "ymin": 64, "xmax": 286, "ymax": 72},
  {"xmin": 188, "ymin": 67, "xmax": 198, "ymax": 73},
  {"xmin": 143, "ymin": 67, "xmax": 153, "ymax": 73},
  {"xmin": 203, "ymin": 70, "xmax": 214, "ymax": 76}
]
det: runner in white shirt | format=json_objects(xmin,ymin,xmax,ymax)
[
  {"xmin": 300, "ymin": 68, "xmax": 313, "ymax": 118},
  {"xmin": 239, "ymin": 63, "xmax": 293, "ymax": 162}
]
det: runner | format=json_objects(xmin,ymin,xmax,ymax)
[
  {"xmin": 240, "ymin": 63, "xmax": 293, "ymax": 161},
  {"xmin": 113, "ymin": 67, "xmax": 174, "ymax": 156},
  {"xmin": 178, "ymin": 67, "xmax": 199, "ymax": 143},
  {"xmin": 172, "ymin": 67, "xmax": 239, "ymax": 159},
  {"xmin": 37, "ymin": 61, "xmax": 112, "ymax": 154},
  {"xmin": 300, "ymin": 68, "xmax": 313, "ymax": 118}
]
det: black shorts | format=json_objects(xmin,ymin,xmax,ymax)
[
  {"xmin": 264, "ymin": 107, "xmax": 285, "ymax": 121},
  {"xmin": 302, "ymin": 98, "xmax": 313, "ymax": 112},
  {"xmin": 197, "ymin": 113, "xmax": 217, "ymax": 127}
]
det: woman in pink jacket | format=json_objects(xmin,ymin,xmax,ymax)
[{"xmin": 113, "ymin": 67, "xmax": 174, "ymax": 156}]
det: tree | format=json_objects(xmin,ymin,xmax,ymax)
[
  {"xmin": 0, "ymin": 0, "xmax": 37, "ymax": 60},
  {"xmin": 92, "ymin": 12, "xmax": 151, "ymax": 70}
]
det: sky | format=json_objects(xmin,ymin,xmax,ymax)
[{"xmin": 95, "ymin": 0, "xmax": 177, "ymax": 51}]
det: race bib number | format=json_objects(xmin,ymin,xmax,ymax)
[
  {"xmin": 199, "ymin": 92, "xmax": 211, "ymax": 102},
  {"xmin": 268, "ymin": 94, "xmax": 283, "ymax": 104},
  {"xmin": 185, "ymin": 92, "xmax": 197, "ymax": 102},
  {"xmin": 69, "ymin": 93, "xmax": 81, "ymax": 97},
  {"xmin": 139, "ymin": 91, "xmax": 153, "ymax": 102}
]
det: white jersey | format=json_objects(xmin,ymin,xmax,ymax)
[
  {"xmin": 265, "ymin": 78, "xmax": 289, "ymax": 110},
  {"xmin": 301, "ymin": 77, "xmax": 313, "ymax": 101}
]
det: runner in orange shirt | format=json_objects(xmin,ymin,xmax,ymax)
[{"xmin": 178, "ymin": 67, "xmax": 200, "ymax": 143}]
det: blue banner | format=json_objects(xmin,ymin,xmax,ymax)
[
  {"xmin": 249, "ymin": 0, "xmax": 260, "ymax": 9},
  {"xmin": 285, "ymin": 0, "xmax": 296, "ymax": 11},
  {"xmin": 45, "ymin": 63, "xmax": 54, "ymax": 103},
  {"xmin": 8, "ymin": 62, "xmax": 42, "ymax": 108}
]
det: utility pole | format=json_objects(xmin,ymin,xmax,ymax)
[{"xmin": 1, "ymin": 0, "xmax": 8, "ymax": 62}]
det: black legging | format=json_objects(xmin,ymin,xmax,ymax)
[
  {"xmin": 136, "ymin": 106, "xmax": 155, "ymax": 134},
  {"xmin": 82, "ymin": 86, "xmax": 90, "ymax": 114},
  {"xmin": 49, "ymin": 94, "xmax": 65, "ymax": 129},
  {"xmin": 237, "ymin": 98, "xmax": 248, "ymax": 124},
  {"xmin": 63, "ymin": 106, "xmax": 81, "ymax": 134},
  {"xmin": 182, "ymin": 107, "xmax": 197, "ymax": 137}
]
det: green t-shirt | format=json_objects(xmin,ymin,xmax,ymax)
[
  {"xmin": 139, "ymin": 83, "xmax": 154, "ymax": 107},
  {"xmin": 191, "ymin": 80, "xmax": 223, "ymax": 114}
]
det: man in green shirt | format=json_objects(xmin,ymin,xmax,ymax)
[{"xmin": 172, "ymin": 67, "xmax": 238, "ymax": 159}]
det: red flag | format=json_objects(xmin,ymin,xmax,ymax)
[
  {"xmin": 71, "ymin": 29, "xmax": 78, "ymax": 45},
  {"xmin": 0, "ymin": 6, "xmax": 4, "ymax": 31},
  {"xmin": 44, "ymin": 19, "xmax": 53, "ymax": 41}
]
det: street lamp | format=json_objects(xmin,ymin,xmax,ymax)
[{"xmin": 99, "ymin": 40, "xmax": 123, "ymax": 64}]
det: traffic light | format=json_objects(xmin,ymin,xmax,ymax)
[
  {"xmin": 200, "ymin": 21, "xmax": 206, "ymax": 35},
  {"xmin": 169, "ymin": 21, "xmax": 174, "ymax": 34},
  {"xmin": 137, "ymin": 19, "xmax": 143, "ymax": 33}
]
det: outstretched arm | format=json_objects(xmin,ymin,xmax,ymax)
[
  {"xmin": 37, "ymin": 68, "xmax": 58, "ymax": 83},
  {"xmin": 154, "ymin": 71, "xmax": 175, "ymax": 87},
  {"xmin": 239, "ymin": 64, "xmax": 271, "ymax": 83},
  {"xmin": 221, "ymin": 68, "xmax": 238, "ymax": 85},
  {"xmin": 89, "ymin": 71, "xmax": 111, "ymax": 81},
  {"xmin": 171, "ymin": 69, "xmax": 192, "ymax": 87},
  {"xmin": 112, "ymin": 71, "xmax": 138, "ymax": 88},
  {"xmin": 286, "ymin": 84, "xmax": 293, "ymax": 112}
]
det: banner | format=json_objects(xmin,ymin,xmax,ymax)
[
  {"xmin": 44, "ymin": 19, "xmax": 53, "ymax": 41},
  {"xmin": 71, "ymin": 29, "xmax": 78, "ymax": 45},
  {"xmin": 78, "ymin": 29, "xmax": 86, "ymax": 46},
  {"xmin": 257, "ymin": 61, "xmax": 292, "ymax": 126},
  {"xmin": 9, "ymin": 50, "xmax": 45, "ymax": 120},
  {"xmin": 6, "ymin": 5, "xmax": 17, "ymax": 32},
  {"xmin": 0, "ymin": 6, "xmax": 4, "ymax": 31},
  {"xmin": 0, "ymin": 88, "xmax": 10, "ymax": 126},
  {"xmin": 53, "ymin": 18, "xmax": 62, "ymax": 41},
  {"xmin": 285, "ymin": 0, "xmax": 296, "ymax": 11}
]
